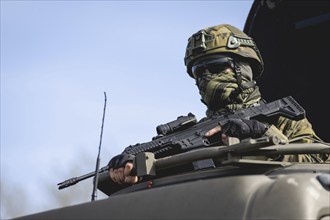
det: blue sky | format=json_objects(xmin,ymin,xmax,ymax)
[{"xmin": 1, "ymin": 1, "xmax": 253, "ymax": 218}]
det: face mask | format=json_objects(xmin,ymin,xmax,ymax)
[
  {"xmin": 196, "ymin": 68, "xmax": 237, "ymax": 110},
  {"xmin": 195, "ymin": 60, "xmax": 261, "ymax": 112}
]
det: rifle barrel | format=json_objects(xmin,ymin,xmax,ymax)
[{"xmin": 57, "ymin": 165, "xmax": 109, "ymax": 190}]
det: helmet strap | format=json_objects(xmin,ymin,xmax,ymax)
[{"xmin": 229, "ymin": 59, "xmax": 256, "ymax": 101}]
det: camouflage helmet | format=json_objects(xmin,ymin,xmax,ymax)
[{"xmin": 184, "ymin": 24, "xmax": 264, "ymax": 79}]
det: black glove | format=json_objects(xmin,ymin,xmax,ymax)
[
  {"xmin": 222, "ymin": 119, "xmax": 268, "ymax": 139},
  {"xmin": 108, "ymin": 154, "xmax": 135, "ymax": 169}
]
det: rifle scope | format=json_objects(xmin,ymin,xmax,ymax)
[{"xmin": 156, "ymin": 113, "xmax": 197, "ymax": 136}]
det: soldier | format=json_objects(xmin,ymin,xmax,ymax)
[{"xmin": 109, "ymin": 24, "xmax": 327, "ymax": 185}]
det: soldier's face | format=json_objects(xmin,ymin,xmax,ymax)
[{"xmin": 195, "ymin": 66, "xmax": 238, "ymax": 110}]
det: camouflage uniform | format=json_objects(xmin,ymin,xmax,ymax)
[{"xmin": 184, "ymin": 24, "xmax": 328, "ymax": 163}]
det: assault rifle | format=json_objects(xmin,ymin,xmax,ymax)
[{"xmin": 58, "ymin": 96, "xmax": 304, "ymax": 189}]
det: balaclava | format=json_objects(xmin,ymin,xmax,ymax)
[{"xmin": 195, "ymin": 58, "xmax": 262, "ymax": 117}]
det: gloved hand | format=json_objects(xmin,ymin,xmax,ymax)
[
  {"xmin": 108, "ymin": 154, "xmax": 138, "ymax": 185},
  {"xmin": 204, "ymin": 118, "xmax": 268, "ymax": 144},
  {"xmin": 108, "ymin": 154, "xmax": 135, "ymax": 169},
  {"xmin": 222, "ymin": 118, "xmax": 268, "ymax": 139}
]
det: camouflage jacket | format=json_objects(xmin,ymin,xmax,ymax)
[{"xmin": 273, "ymin": 116, "xmax": 328, "ymax": 162}]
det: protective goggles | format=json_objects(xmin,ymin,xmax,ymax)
[{"xmin": 191, "ymin": 57, "xmax": 234, "ymax": 78}]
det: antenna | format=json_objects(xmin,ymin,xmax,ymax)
[{"xmin": 91, "ymin": 92, "xmax": 107, "ymax": 201}]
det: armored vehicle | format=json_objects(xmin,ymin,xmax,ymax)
[
  {"xmin": 16, "ymin": 139, "xmax": 330, "ymax": 220},
  {"xmin": 15, "ymin": 1, "xmax": 330, "ymax": 219}
]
